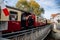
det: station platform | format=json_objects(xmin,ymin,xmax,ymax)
[{"xmin": 1, "ymin": 25, "xmax": 52, "ymax": 40}]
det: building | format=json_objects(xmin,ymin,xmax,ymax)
[
  {"xmin": 51, "ymin": 13, "xmax": 60, "ymax": 39},
  {"xmin": 51, "ymin": 13, "xmax": 60, "ymax": 23}
]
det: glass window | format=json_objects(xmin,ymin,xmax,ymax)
[{"xmin": 9, "ymin": 11, "xmax": 18, "ymax": 21}]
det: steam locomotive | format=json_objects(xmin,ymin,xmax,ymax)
[{"xmin": 0, "ymin": 6, "xmax": 47, "ymax": 34}]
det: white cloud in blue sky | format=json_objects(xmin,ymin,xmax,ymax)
[
  {"xmin": 35, "ymin": 0, "xmax": 60, "ymax": 19},
  {"xmin": 4, "ymin": 0, "xmax": 60, "ymax": 19},
  {"xmin": 4, "ymin": 0, "xmax": 18, "ymax": 7}
]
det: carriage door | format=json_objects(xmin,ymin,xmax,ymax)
[
  {"xmin": 28, "ymin": 15, "xmax": 34, "ymax": 27},
  {"xmin": 21, "ymin": 12, "xmax": 27, "ymax": 29},
  {"xmin": 9, "ymin": 11, "xmax": 20, "ymax": 32}
]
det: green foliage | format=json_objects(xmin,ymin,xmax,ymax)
[{"xmin": 16, "ymin": 0, "xmax": 44, "ymax": 16}]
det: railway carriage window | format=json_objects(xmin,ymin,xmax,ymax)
[{"xmin": 9, "ymin": 11, "xmax": 18, "ymax": 21}]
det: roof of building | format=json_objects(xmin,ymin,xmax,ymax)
[{"xmin": 51, "ymin": 14, "xmax": 57, "ymax": 18}]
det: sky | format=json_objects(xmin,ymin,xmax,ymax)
[
  {"xmin": 4, "ymin": 0, "xmax": 60, "ymax": 19},
  {"xmin": 35, "ymin": 0, "xmax": 60, "ymax": 19}
]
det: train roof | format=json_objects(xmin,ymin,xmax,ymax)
[{"xmin": 6, "ymin": 5, "xmax": 30, "ymax": 14}]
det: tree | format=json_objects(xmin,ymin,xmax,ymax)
[
  {"xmin": 40, "ymin": 8, "xmax": 44, "ymax": 14},
  {"xmin": 16, "ymin": 0, "xmax": 29, "ymax": 11},
  {"xmin": 16, "ymin": 0, "xmax": 44, "ymax": 16},
  {"xmin": 28, "ymin": 0, "xmax": 41, "ymax": 15},
  {"xmin": 29, "ymin": 1, "xmax": 40, "ymax": 8}
]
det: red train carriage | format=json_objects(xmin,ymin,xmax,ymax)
[
  {"xmin": 0, "ymin": 6, "xmax": 35, "ymax": 34},
  {"xmin": 0, "ymin": 5, "xmax": 47, "ymax": 34}
]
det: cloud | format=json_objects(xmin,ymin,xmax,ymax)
[
  {"xmin": 36, "ymin": 0, "xmax": 60, "ymax": 19},
  {"xmin": 4, "ymin": 0, "xmax": 18, "ymax": 6},
  {"xmin": 44, "ymin": 9, "xmax": 60, "ymax": 19},
  {"xmin": 4, "ymin": 0, "xmax": 60, "ymax": 19}
]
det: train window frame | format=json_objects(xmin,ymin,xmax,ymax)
[{"xmin": 9, "ymin": 11, "xmax": 18, "ymax": 21}]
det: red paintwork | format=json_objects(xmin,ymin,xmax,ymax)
[
  {"xmin": 2, "ymin": 21, "xmax": 21, "ymax": 33},
  {"xmin": 3, "ymin": 8, "xmax": 9, "ymax": 16},
  {"xmin": 2, "ymin": 13, "xmax": 47, "ymax": 34},
  {"xmin": 32, "ymin": 14, "xmax": 37, "ymax": 27}
]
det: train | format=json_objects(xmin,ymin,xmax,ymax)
[{"xmin": 0, "ymin": 6, "xmax": 48, "ymax": 34}]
